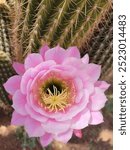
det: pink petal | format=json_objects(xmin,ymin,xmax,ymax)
[
  {"xmin": 89, "ymin": 111, "xmax": 103, "ymax": 125},
  {"xmin": 81, "ymin": 54, "xmax": 89, "ymax": 64},
  {"xmin": 12, "ymin": 90, "xmax": 27, "ymax": 115},
  {"xmin": 90, "ymin": 87, "xmax": 107, "ymax": 111},
  {"xmin": 72, "ymin": 109, "xmax": 90, "ymax": 129},
  {"xmin": 84, "ymin": 81, "xmax": 94, "ymax": 95},
  {"xmin": 55, "ymin": 129, "xmax": 73, "ymax": 143},
  {"xmin": 30, "ymin": 60, "xmax": 56, "ymax": 78},
  {"xmin": 74, "ymin": 77, "xmax": 84, "ymax": 103},
  {"xmin": 3, "ymin": 75, "xmax": 21, "ymax": 95},
  {"xmin": 56, "ymin": 89, "xmax": 89, "ymax": 121},
  {"xmin": 40, "ymin": 133, "xmax": 53, "ymax": 147},
  {"xmin": 85, "ymin": 64, "xmax": 101, "ymax": 82},
  {"xmin": 11, "ymin": 111, "xmax": 26, "ymax": 126},
  {"xmin": 20, "ymin": 69, "xmax": 32, "ymax": 94},
  {"xmin": 39, "ymin": 45, "xmax": 50, "ymax": 60},
  {"xmin": 25, "ymin": 104, "xmax": 48, "ymax": 123},
  {"xmin": 66, "ymin": 46, "xmax": 80, "ymax": 58},
  {"xmin": 95, "ymin": 81, "xmax": 110, "ymax": 92},
  {"xmin": 42, "ymin": 120, "xmax": 70, "ymax": 134},
  {"xmin": 24, "ymin": 117, "xmax": 45, "ymax": 137},
  {"xmin": 74, "ymin": 129, "xmax": 82, "ymax": 138},
  {"xmin": 74, "ymin": 77, "xmax": 83, "ymax": 91},
  {"xmin": 45, "ymin": 45, "xmax": 67, "ymax": 64},
  {"xmin": 75, "ymin": 91, "xmax": 84, "ymax": 103},
  {"xmin": 63, "ymin": 57, "xmax": 84, "ymax": 69},
  {"xmin": 24, "ymin": 53, "xmax": 43, "ymax": 70},
  {"xmin": 50, "ymin": 64, "xmax": 77, "ymax": 78},
  {"xmin": 13, "ymin": 62, "xmax": 25, "ymax": 75}
]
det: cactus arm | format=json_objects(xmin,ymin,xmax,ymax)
[
  {"xmin": 70, "ymin": 0, "xmax": 112, "ymax": 48},
  {"xmin": 24, "ymin": 0, "xmax": 55, "ymax": 56},
  {"xmin": 20, "ymin": 0, "xmax": 41, "ymax": 53},
  {"xmin": 51, "ymin": 0, "xmax": 90, "ymax": 48}
]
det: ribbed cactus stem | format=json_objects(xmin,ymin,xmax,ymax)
[
  {"xmin": 17, "ymin": 0, "xmax": 28, "ymax": 36},
  {"xmin": 0, "ymin": 51, "xmax": 15, "ymax": 104},
  {"xmin": 9, "ymin": 1, "xmax": 23, "ymax": 61},
  {"xmin": 92, "ymin": 26, "xmax": 112, "ymax": 63},
  {"xmin": 98, "ymin": 39, "xmax": 113, "ymax": 66},
  {"xmin": 0, "ymin": 22, "xmax": 4, "ymax": 52},
  {"xmin": 0, "ymin": 2, "xmax": 16, "ymax": 104},
  {"xmin": 88, "ymin": 11, "xmax": 112, "ymax": 57},
  {"xmin": 24, "ymin": 0, "xmax": 55, "ymax": 56},
  {"xmin": 0, "ymin": 2, "xmax": 11, "ymax": 55},
  {"xmin": 10, "ymin": 0, "xmax": 112, "ymax": 56},
  {"xmin": 21, "ymin": 0, "xmax": 41, "ymax": 53},
  {"xmin": 44, "ymin": 0, "xmax": 73, "ymax": 43},
  {"xmin": 53, "ymin": 0, "xmax": 89, "ymax": 47},
  {"xmin": 0, "ymin": 81, "xmax": 11, "ymax": 104},
  {"xmin": 101, "ymin": 66, "xmax": 112, "ymax": 83},
  {"xmin": 21, "ymin": 0, "xmax": 28, "ymax": 10},
  {"xmin": 6, "ymin": 0, "xmax": 15, "ymax": 7},
  {"xmin": 67, "ymin": 3, "xmax": 98, "ymax": 47},
  {"xmin": 0, "ymin": 15, "xmax": 10, "ymax": 54},
  {"xmin": 102, "ymin": 50, "xmax": 113, "ymax": 74},
  {"xmin": 81, "ymin": 18, "xmax": 111, "ymax": 57},
  {"xmin": 87, "ymin": 27, "xmax": 108, "ymax": 56},
  {"xmin": 0, "ymin": 51, "xmax": 12, "ymax": 83},
  {"xmin": 77, "ymin": 0, "xmax": 112, "ymax": 49}
]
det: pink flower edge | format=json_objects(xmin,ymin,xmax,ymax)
[{"xmin": 4, "ymin": 45, "xmax": 110, "ymax": 147}]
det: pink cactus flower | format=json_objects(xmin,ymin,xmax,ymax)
[{"xmin": 4, "ymin": 45, "xmax": 110, "ymax": 147}]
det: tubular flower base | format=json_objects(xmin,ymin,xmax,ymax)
[{"xmin": 4, "ymin": 45, "xmax": 110, "ymax": 147}]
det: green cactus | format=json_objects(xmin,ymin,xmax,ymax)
[
  {"xmin": 0, "ymin": 51, "xmax": 15, "ymax": 104},
  {"xmin": 0, "ymin": 3, "xmax": 11, "ymax": 54},
  {"xmin": 25, "ymin": 0, "xmax": 55, "ymax": 55},
  {"xmin": 9, "ymin": 0, "xmax": 112, "ymax": 60},
  {"xmin": 0, "ymin": 2, "xmax": 15, "ymax": 104}
]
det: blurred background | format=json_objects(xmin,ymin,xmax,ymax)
[{"xmin": 0, "ymin": 0, "xmax": 113, "ymax": 149}]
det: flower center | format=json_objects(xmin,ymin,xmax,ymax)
[
  {"xmin": 39, "ymin": 77, "xmax": 75, "ymax": 112},
  {"xmin": 44, "ymin": 81, "xmax": 62, "ymax": 95}
]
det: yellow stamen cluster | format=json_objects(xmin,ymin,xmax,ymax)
[
  {"xmin": 42, "ymin": 85, "xmax": 70, "ymax": 112},
  {"xmin": 39, "ymin": 79, "xmax": 72, "ymax": 112}
]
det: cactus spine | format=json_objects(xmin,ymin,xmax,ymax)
[
  {"xmin": 0, "ymin": 1, "xmax": 15, "ymax": 104},
  {"xmin": 10, "ymin": 0, "xmax": 112, "ymax": 60},
  {"xmin": 25, "ymin": 0, "xmax": 55, "ymax": 55}
]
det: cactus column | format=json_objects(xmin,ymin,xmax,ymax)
[
  {"xmin": 10, "ymin": 0, "xmax": 112, "ymax": 60},
  {"xmin": 0, "ymin": 2, "xmax": 15, "ymax": 104}
]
